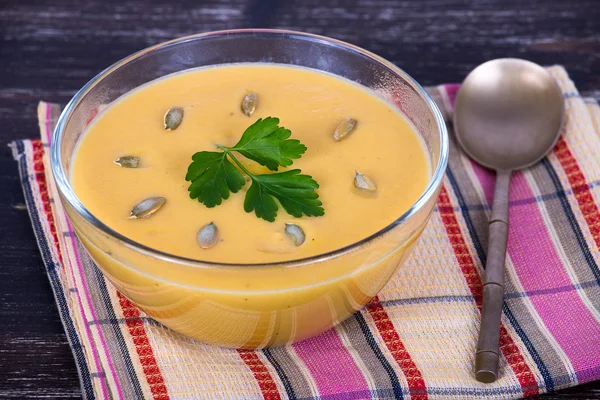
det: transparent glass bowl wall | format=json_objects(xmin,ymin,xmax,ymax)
[{"xmin": 51, "ymin": 30, "xmax": 448, "ymax": 348}]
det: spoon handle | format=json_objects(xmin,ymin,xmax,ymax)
[{"xmin": 475, "ymin": 169, "xmax": 511, "ymax": 383}]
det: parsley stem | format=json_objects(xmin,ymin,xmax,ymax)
[{"xmin": 217, "ymin": 145, "xmax": 256, "ymax": 180}]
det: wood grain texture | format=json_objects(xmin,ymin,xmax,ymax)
[{"xmin": 1, "ymin": 0, "xmax": 599, "ymax": 398}]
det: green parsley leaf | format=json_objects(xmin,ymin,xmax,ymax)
[
  {"xmin": 244, "ymin": 170, "xmax": 324, "ymax": 222},
  {"xmin": 186, "ymin": 117, "xmax": 324, "ymax": 221},
  {"xmin": 230, "ymin": 117, "xmax": 307, "ymax": 171},
  {"xmin": 185, "ymin": 151, "xmax": 245, "ymax": 207}
]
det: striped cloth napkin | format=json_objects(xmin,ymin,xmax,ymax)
[{"xmin": 10, "ymin": 66, "xmax": 600, "ymax": 400}]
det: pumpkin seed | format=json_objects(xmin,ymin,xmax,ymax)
[
  {"xmin": 128, "ymin": 197, "xmax": 166, "ymax": 219},
  {"xmin": 197, "ymin": 222, "xmax": 219, "ymax": 249},
  {"xmin": 284, "ymin": 223, "xmax": 305, "ymax": 246},
  {"xmin": 333, "ymin": 118, "xmax": 357, "ymax": 141},
  {"xmin": 354, "ymin": 171, "xmax": 377, "ymax": 191},
  {"xmin": 113, "ymin": 156, "xmax": 140, "ymax": 168},
  {"xmin": 241, "ymin": 92, "xmax": 258, "ymax": 117},
  {"xmin": 164, "ymin": 106, "xmax": 184, "ymax": 130}
]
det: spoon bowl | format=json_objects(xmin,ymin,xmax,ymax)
[
  {"xmin": 454, "ymin": 59, "xmax": 564, "ymax": 171},
  {"xmin": 453, "ymin": 58, "xmax": 564, "ymax": 383}
]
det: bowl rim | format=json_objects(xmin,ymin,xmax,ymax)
[{"xmin": 51, "ymin": 28, "xmax": 449, "ymax": 269}]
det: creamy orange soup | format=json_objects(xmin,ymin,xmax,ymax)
[{"xmin": 71, "ymin": 64, "xmax": 429, "ymax": 263}]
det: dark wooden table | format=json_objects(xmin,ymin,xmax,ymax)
[{"xmin": 1, "ymin": 1, "xmax": 599, "ymax": 398}]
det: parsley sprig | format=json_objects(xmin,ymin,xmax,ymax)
[{"xmin": 185, "ymin": 117, "xmax": 324, "ymax": 222}]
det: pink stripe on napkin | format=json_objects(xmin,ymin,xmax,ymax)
[{"xmin": 293, "ymin": 328, "xmax": 370, "ymax": 397}]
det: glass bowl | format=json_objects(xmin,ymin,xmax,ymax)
[{"xmin": 51, "ymin": 29, "xmax": 448, "ymax": 348}]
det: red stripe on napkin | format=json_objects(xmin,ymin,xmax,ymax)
[
  {"xmin": 117, "ymin": 292, "xmax": 170, "ymax": 400},
  {"xmin": 366, "ymin": 297, "xmax": 428, "ymax": 400},
  {"xmin": 238, "ymin": 349, "xmax": 281, "ymax": 400},
  {"xmin": 554, "ymin": 137, "xmax": 600, "ymax": 248},
  {"xmin": 32, "ymin": 140, "xmax": 63, "ymax": 264}
]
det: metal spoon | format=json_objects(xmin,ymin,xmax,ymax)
[{"xmin": 453, "ymin": 58, "xmax": 564, "ymax": 383}]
